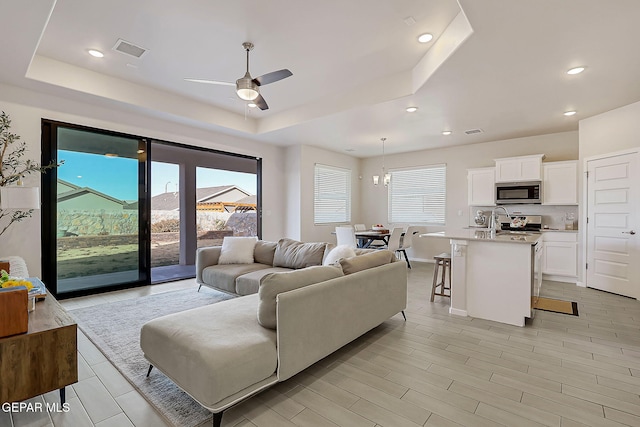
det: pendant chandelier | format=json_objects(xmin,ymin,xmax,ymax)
[{"xmin": 373, "ymin": 137, "xmax": 391, "ymax": 187}]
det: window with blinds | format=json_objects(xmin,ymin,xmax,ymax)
[
  {"xmin": 388, "ymin": 165, "xmax": 446, "ymax": 224},
  {"xmin": 314, "ymin": 164, "xmax": 351, "ymax": 224}
]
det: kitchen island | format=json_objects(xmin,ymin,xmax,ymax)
[{"xmin": 423, "ymin": 229, "xmax": 542, "ymax": 327}]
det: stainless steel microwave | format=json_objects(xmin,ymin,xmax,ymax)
[{"xmin": 495, "ymin": 181, "xmax": 541, "ymax": 204}]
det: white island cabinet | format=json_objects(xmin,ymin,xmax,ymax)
[{"xmin": 423, "ymin": 229, "xmax": 542, "ymax": 327}]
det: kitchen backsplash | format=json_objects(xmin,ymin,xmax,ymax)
[{"xmin": 469, "ymin": 205, "xmax": 579, "ymax": 230}]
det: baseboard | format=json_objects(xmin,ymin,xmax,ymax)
[
  {"xmin": 576, "ymin": 281, "xmax": 586, "ymax": 288},
  {"xmin": 410, "ymin": 258, "xmax": 435, "ymax": 263},
  {"xmin": 449, "ymin": 307, "xmax": 467, "ymax": 317},
  {"xmin": 542, "ymin": 274, "xmax": 577, "ymax": 284}
]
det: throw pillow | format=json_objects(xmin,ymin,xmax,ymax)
[
  {"xmin": 339, "ymin": 250, "xmax": 396, "ymax": 275},
  {"xmin": 217, "ymin": 236, "xmax": 258, "ymax": 265},
  {"xmin": 257, "ymin": 265, "xmax": 344, "ymax": 329},
  {"xmin": 273, "ymin": 238, "xmax": 327, "ymax": 269},
  {"xmin": 323, "ymin": 245, "xmax": 357, "ymax": 266},
  {"xmin": 254, "ymin": 240, "xmax": 277, "ymax": 265}
]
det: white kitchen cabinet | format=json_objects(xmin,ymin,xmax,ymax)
[
  {"xmin": 467, "ymin": 167, "xmax": 495, "ymax": 206},
  {"xmin": 542, "ymin": 232, "xmax": 577, "ymax": 280},
  {"xmin": 543, "ymin": 161, "xmax": 578, "ymax": 205},
  {"xmin": 495, "ymin": 154, "xmax": 544, "ymax": 182}
]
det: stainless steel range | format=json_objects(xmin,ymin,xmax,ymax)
[{"xmin": 496, "ymin": 215, "xmax": 542, "ymax": 233}]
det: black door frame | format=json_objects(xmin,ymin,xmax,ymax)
[{"xmin": 41, "ymin": 120, "xmax": 262, "ymax": 299}]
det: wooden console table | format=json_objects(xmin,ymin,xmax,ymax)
[{"xmin": 0, "ymin": 294, "xmax": 77, "ymax": 403}]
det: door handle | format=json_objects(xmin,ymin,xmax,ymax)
[{"xmin": 622, "ymin": 230, "xmax": 636, "ymax": 235}]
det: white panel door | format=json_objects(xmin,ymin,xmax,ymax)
[{"xmin": 587, "ymin": 152, "xmax": 639, "ymax": 298}]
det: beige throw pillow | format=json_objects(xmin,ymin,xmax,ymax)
[
  {"xmin": 257, "ymin": 265, "xmax": 344, "ymax": 329},
  {"xmin": 272, "ymin": 238, "xmax": 327, "ymax": 269},
  {"xmin": 339, "ymin": 250, "xmax": 396, "ymax": 275},
  {"xmin": 254, "ymin": 240, "xmax": 277, "ymax": 265}
]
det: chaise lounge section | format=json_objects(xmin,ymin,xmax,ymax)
[{"xmin": 141, "ymin": 247, "xmax": 407, "ymax": 426}]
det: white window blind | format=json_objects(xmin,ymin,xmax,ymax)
[
  {"xmin": 314, "ymin": 164, "xmax": 352, "ymax": 224},
  {"xmin": 388, "ymin": 165, "xmax": 446, "ymax": 224}
]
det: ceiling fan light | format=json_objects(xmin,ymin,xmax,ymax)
[
  {"xmin": 237, "ymin": 88, "xmax": 259, "ymax": 101},
  {"xmin": 236, "ymin": 77, "xmax": 259, "ymax": 101}
]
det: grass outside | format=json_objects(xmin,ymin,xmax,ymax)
[{"xmin": 57, "ymin": 235, "xmax": 224, "ymax": 279}]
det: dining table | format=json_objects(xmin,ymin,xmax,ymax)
[{"xmin": 355, "ymin": 230, "xmax": 391, "ymax": 248}]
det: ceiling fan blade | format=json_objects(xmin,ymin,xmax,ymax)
[
  {"xmin": 184, "ymin": 78, "xmax": 235, "ymax": 87},
  {"xmin": 253, "ymin": 69, "xmax": 292, "ymax": 86},
  {"xmin": 254, "ymin": 94, "xmax": 269, "ymax": 110}
]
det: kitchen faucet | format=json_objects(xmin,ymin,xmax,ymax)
[{"xmin": 489, "ymin": 206, "xmax": 510, "ymax": 231}]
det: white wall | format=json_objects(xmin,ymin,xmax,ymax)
[
  {"xmin": 284, "ymin": 145, "xmax": 302, "ymax": 240},
  {"xmin": 579, "ymin": 100, "xmax": 640, "ymax": 160},
  {"xmin": 361, "ymin": 131, "xmax": 579, "ymax": 261},
  {"xmin": 0, "ymin": 84, "xmax": 286, "ymax": 276},
  {"xmin": 284, "ymin": 144, "xmax": 361, "ymax": 243}
]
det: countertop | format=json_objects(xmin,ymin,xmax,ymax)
[
  {"xmin": 422, "ymin": 229, "xmax": 542, "ymax": 244},
  {"xmin": 541, "ymin": 228, "xmax": 578, "ymax": 233},
  {"xmin": 465, "ymin": 226, "xmax": 578, "ymax": 233}
]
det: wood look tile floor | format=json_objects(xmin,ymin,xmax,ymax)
[{"xmin": 3, "ymin": 262, "xmax": 640, "ymax": 427}]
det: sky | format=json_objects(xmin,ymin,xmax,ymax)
[{"xmin": 57, "ymin": 151, "xmax": 257, "ymax": 201}]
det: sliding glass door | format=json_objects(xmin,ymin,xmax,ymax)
[
  {"xmin": 150, "ymin": 142, "xmax": 260, "ymax": 283},
  {"xmin": 42, "ymin": 122, "xmax": 148, "ymax": 297},
  {"xmin": 42, "ymin": 120, "xmax": 261, "ymax": 297}
]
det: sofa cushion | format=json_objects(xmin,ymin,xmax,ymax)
[
  {"xmin": 235, "ymin": 267, "xmax": 292, "ymax": 296},
  {"xmin": 257, "ymin": 265, "xmax": 344, "ymax": 329},
  {"xmin": 273, "ymin": 238, "xmax": 327, "ymax": 269},
  {"xmin": 323, "ymin": 245, "xmax": 357, "ymax": 266},
  {"xmin": 254, "ymin": 241, "xmax": 277, "ymax": 265},
  {"xmin": 218, "ymin": 237, "xmax": 258, "ymax": 265},
  {"xmin": 339, "ymin": 250, "xmax": 396, "ymax": 275},
  {"xmin": 140, "ymin": 294, "xmax": 277, "ymax": 408},
  {"xmin": 202, "ymin": 264, "xmax": 271, "ymax": 293}
]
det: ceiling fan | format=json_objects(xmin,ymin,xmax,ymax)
[{"xmin": 185, "ymin": 42, "xmax": 292, "ymax": 111}]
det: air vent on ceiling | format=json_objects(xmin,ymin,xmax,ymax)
[
  {"xmin": 464, "ymin": 128, "xmax": 483, "ymax": 135},
  {"xmin": 112, "ymin": 39, "xmax": 147, "ymax": 58}
]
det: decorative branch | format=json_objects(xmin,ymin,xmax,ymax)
[{"xmin": 0, "ymin": 111, "xmax": 61, "ymax": 237}]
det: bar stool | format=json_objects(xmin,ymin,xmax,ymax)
[{"xmin": 431, "ymin": 253, "xmax": 452, "ymax": 302}]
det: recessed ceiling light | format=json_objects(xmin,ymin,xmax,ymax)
[
  {"xmin": 418, "ymin": 33, "xmax": 433, "ymax": 43},
  {"xmin": 564, "ymin": 111, "xmax": 577, "ymax": 116},
  {"xmin": 105, "ymin": 153, "xmax": 118, "ymax": 157},
  {"xmin": 88, "ymin": 49, "xmax": 104, "ymax": 58},
  {"xmin": 247, "ymin": 102, "xmax": 257, "ymax": 108},
  {"xmin": 442, "ymin": 131, "xmax": 452, "ymax": 135},
  {"xmin": 567, "ymin": 66, "xmax": 585, "ymax": 75},
  {"xmin": 406, "ymin": 106, "xmax": 418, "ymax": 113}
]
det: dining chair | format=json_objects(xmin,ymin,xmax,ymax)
[
  {"xmin": 335, "ymin": 226, "xmax": 358, "ymax": 248},
  {"xmin": 386, "ymin": 227, "xmax": 412, "ymax": 268},
  {"xmin": 396, "ymin": 226, "xmax": 419, "ymax": 269},
  {"xmin": 353, "ymin": 223, "xmax": 366, "ymax": 231}
]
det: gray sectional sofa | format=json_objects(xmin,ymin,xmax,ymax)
[
  {"xmin": 195, "ymin": 238, "xmax": 372, "ymax": 296},
  {"xmin": 141, "ymin": 238, "xmax": 407, "ymax": 427}
]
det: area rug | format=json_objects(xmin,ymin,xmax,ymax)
[
  {"xmin": 69, "ymin": 288, "xmax": 235, "ymax": 427},
  {"xmin": 533, "ymin": 296, "xmax": 579, "ymax": 316}
]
